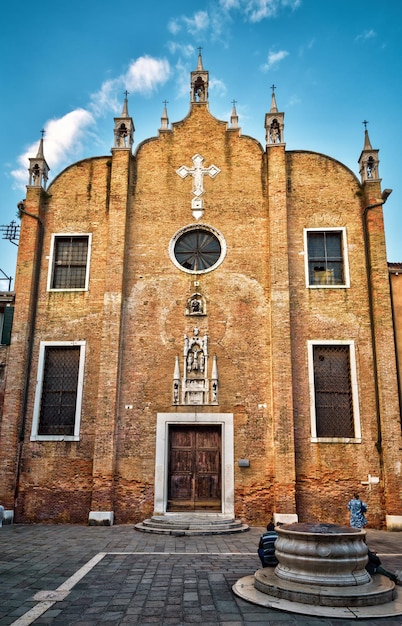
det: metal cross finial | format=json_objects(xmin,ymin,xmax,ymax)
[
  {"xmin": 124, "ymin": 90, "xmax": 129, "ymax": 98},
  {"xmin": 231, "ymin": 99, "xmax": 237, "ymax": 108},
  {"xmin": 163, "ymin": 100, "xmax": 169, "ymax": 107},
  {"xmin": 362, "ymin": 120, "xmax": 369, "ymax": 130},
  {"xmin": 271, "ymin": 84, "xmax": 276, "ymax": 93},
  {"xmin": 198, "ymin": 46, "xmax": 203, "ymax": 55},
  {"xmin": 40, "ymin": 129, "xmax": 45, "ymax": 138}
]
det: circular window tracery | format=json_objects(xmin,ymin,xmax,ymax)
[{"xmin": 169, "ymin": 225, "xmax": 226, "ymax": 274}]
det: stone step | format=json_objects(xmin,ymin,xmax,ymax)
[
  {"xmin": 135, "ymin": 514, "xmax": 249, "ymax": 535},
  {"xmin": 141, "ymin": 518, "xmax": 243, "ymax": 530}
]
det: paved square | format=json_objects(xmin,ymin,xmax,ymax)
[{"xmin": 0, "ymin": 525, "xmax": 401, "ymax": 625}]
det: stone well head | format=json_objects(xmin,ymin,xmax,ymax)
[{"xmin": 274, "ymin": 522, "xmax": 371, "ymax": 586}]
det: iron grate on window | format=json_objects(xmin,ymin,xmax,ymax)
[
  {"xmin": 52, "ymin": 236, "xmax": 88, "ymax": 289},
  {"xmin": 38, "ymin": 346, "xmax": 80, "ymax": 435},
  {"xmin": 313, "ymin": 345, "xmax": 354, "ymax": 438}
]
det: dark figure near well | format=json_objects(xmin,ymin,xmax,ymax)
[
  {"xmin": 258, "ymin": 521, "xmax": 278, "ymax": 567},
  {"xmin": 366, "ymin": 549, "xmax": 399, "ymax": 584}
]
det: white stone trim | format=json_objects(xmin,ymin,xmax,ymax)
[
  {"xmin": 154, "ymin": 412, "xmax": 234, "ymax": 516},
  {"xmin": 385, "ymin": 515, "xmax": 402, "ymax": 531},
  {"xmin": 273, "ymin": 513, "xmax": 298, "ymax": 525},
  {"xmin": 88, "ymin": 511, "xmax": 114, "ymax": 526}
]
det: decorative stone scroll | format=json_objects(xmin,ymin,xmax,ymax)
[{"xmin": 172, "ymin": 327, "xmax": 218, "ymax": 405}]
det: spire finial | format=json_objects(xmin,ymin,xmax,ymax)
[
  {"xmin": 114, "ymin": 92, "xmax": 134, "ymax": 149},
  {"xmin": 191, "ymin": 48, "xmax": 208, "ymax": 103},
  {"xmin": 269, "ymin": 84, "xmax": 278, "ymax": 113},
  {"xmin": 197, "ymin": 47, "xmax": 204, "ymax": 70},
  {"xmin": 36, "ymin": 130, "xmax": 45, "ymax": 158},
  {"xmin": 230, "ymin": 99, "xmax": 239, "ymax": 128},
  {"xmin": 358, "ymin": 120, "xmax": 379, "ymax": 182},
  {"xmin": 121, "ymin": 91, "xmax": 130, "ymax": 117},
  {"xmin": 160, "ymin": 100, "xmax": 169, "ymax": 130},
  {"xmin": 362, "ymin": 120, "xmax": 373, "ymax": 150},
  {"xmin": 29, "ymin": 132, "xmax": 50, "ymax": 188},
  {"xmin": 265, "ymin": 85, "xmax": 284, "ymax": 146}
]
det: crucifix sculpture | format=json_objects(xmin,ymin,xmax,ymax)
[{"xmin": 176, "ymin": 153, "xmax": 221, "ymax": 219}]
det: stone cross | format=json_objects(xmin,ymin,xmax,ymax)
[{"xmin": 176, "ymin": 154, "xmax": 221, "ymax": 198}]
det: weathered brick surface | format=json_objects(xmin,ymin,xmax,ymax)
[
  {"xmin": 0, "ymin": 98, "xmax": 400, "ymax": 528},
  {"xmin": 390, "ymin": 268, "xmax": 402, "ymax": 404}
]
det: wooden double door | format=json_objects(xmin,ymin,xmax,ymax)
[{"xmin": 167, "ymin": 425, "xmax": 222, "ymax": 511}]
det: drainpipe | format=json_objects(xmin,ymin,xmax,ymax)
[
  {"xmin": 362, "ymin": 188, "xmax": 392, "ymax": 457},
  {"xmin": 14, "ymin": 200, "xmax": 44, "ymax": 506}
]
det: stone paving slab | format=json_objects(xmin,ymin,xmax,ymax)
[{"xmin": 0, "ymin": 525, "xmax": 401, "ymax": 625}]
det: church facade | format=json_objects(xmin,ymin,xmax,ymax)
[{"xmin": 1, "ymin": 55, "xmax": 401, "ymax": 529}]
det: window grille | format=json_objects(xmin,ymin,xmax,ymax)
[
  {"xmin": 308, "ymin": 231, "xmax": 344, "ymax": 285},
  {"xmin": 52, "ymin": 236, "xmax": 89, "ymax": 289},
  {"xmin": 38, "ymin": 346, "xmax": 80, "ymax": 435},
  {"xmin": 175, "ymin": 229, "xmax": 221, "ymax": 271},
  {"xmin": 313, "ymin": 345, "xmax": 354, "ymax": 438}
]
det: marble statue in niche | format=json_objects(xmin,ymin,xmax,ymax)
[
  {"xmin": 172, "ymin": 327, "xmax": 219, "ymax": 405},
  {"xmin": 185, "ymin": 293, "xmax": 206, "ymax": 316}
]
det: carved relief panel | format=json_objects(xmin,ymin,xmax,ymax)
[{"xmin": 173, "ymin": 327, "xmax": 218, "ymax": 406}]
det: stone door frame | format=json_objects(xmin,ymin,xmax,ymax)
[{"xmin": 154, "ymin": 412, "xmax": 234, "ymax": 517}]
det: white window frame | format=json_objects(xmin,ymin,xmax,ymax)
[
  {"xmin": 307, "ymin": 339, "xmax": 361, "ymax": 443},
  {"xmin": 47, "ymin": 233, "xmax": 92, "ymax": 291},
  {"xmin": 31, "ymin": 341, "xmax": 86, "ymax": 442},
  {"xmin": 304, "ymin": 227, "xmax": 350, "ymax": 288}
]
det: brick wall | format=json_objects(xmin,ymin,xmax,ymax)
[{"xmin": 1, "ymin": 103, "xmax": 400, "ymax": 527}]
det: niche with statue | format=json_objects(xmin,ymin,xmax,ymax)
[{"xmin": 172, "ymin": 327, "xmax": 218, "ymax": 405}]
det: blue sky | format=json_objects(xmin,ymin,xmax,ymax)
[{"xmin": 1, "ymin": 0, "xmax": 401, "ymax": 288}]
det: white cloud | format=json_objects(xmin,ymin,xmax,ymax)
[
  {"xmin": 168, "ymin": 18, "xmax": 181, "ymax": 35},
  {"xmin": 167, "ymin": 42, "xmax": 195, "ymax": 58},
  {"xmin": 90, "ymin": 78, "xmax": 121, "ymax": 117},
  {"xmin": 209, "ymin": 77, "xmax": 227, "ymax": 97},
  {"xmin": 11, "ymin": 109, "xmax": 94, "ymax": 189},
  {"xmin": 299, "ymin": 38, "xmax": 315, "ymax": 56},
  {"xmin": 262, "ymin": 49, "xmax": 289, "ymax": 71},
  {"xmin": 124, "ymin": 56, "xmax": 170, "ymax": 94},
  {"xmin": 182, "ymin": 10, "xmax": 210, "ymax": 31},
  {"xmin": 174, "ymin": 59, "xmax": 192, "ymax": 99},
  {"xmin": 219, "ymin": 0, "xmax": 301, "ymax": 22},
  {"xmin": 90, "ymin": 56, "xmax": 170, "ymax": 118},
  {"xmin": 167, "ymin": 10, "xmax": 210, "ymax": 37},
  {"xmin": 219, "ymin": 0, "xmax": 240, "ymax": 8},
  {"xmin": 288, "ymin": 94, "xmax": 301, "ymax": 106},
  {"xmin": 355, "ymin": 29, "xmax": 376, "ymax": 42},
  {"xmin": 11, "ymin": 55, "xmax": 170, "ymax": 190}
]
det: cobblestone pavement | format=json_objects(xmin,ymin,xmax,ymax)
[{"xmin": 0, "ymin": 524, "xmax": 402, "ymax": 625}]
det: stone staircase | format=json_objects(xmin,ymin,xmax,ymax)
[{"xmin": 135, "ymin": 513, "xmax": 249, "ymax": 536}]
